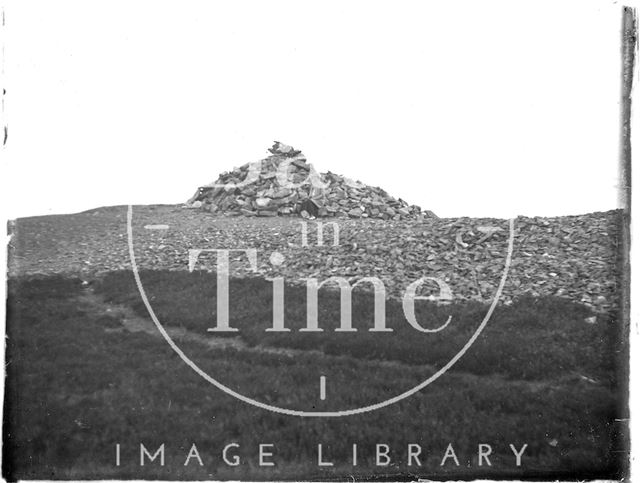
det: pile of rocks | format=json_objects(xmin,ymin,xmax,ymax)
[{"xmin": 187, "ymin": 142, "xmax": 434, "ymax": 220}]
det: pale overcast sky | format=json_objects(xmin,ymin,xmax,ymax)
[{"xmin": 2, "ymin": 0, "xmax": 625, "ymax": 219}]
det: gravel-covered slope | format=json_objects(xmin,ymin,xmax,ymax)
[{"xmin": 8, "ymin": 205, "xmax": 623, "ymax": 313}]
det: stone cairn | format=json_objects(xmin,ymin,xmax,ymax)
[{"xmin": 187, "ymin": 142, "xmax": 436, "ymax": 220}]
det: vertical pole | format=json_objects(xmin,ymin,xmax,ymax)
[{"xmin": 618, "ymin": 6, "xmax": 635, "ymax": 479}]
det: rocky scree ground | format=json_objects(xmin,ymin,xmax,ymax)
[{"xmin": 8, "ymin": 205, "xmax": 623, "ymax": 314}]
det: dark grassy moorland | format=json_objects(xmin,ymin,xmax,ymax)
[
  {"xmin": 3, "ymin": 274, "xmax": 628, "ymax": 481},
  {"xmin": 97, "ymin": 270, "xmax": 623, "ymax": 385}
]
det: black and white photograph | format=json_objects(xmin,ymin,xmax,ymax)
[{"xmin": 0, "ymin": 1, "xmax": 635, "ymax": 481}]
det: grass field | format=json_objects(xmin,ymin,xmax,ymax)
[{"xmin": 3, "ymin": 273, "xmax": 628, "ymax": 480}]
